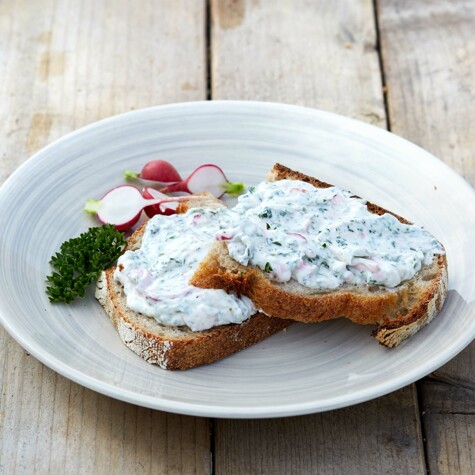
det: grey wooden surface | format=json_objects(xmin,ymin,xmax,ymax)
[{"xmin": 0, "ymin": 0, "xmax": 473, "ymax": 473}]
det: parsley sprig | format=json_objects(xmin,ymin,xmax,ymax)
[{"xmin": 46, "ymin": 225, "xmax": 126, "ymax": 303}]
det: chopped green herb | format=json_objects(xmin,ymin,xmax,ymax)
[
  {"xmin": 266, "ymin": 223, "xmax": 271, "ymax": 230},
  {"xmin": 46, "ymin": 225, "xmax": 126, "ymax": 304},
  {"xmin": 272, "ymin": 241, "xmax": 282, "ymax": 246},
  {"xmin": 264, "ymin": 262, "xmax": 273, "ymax": 272},
  {"xmin": 259, "ymin": 208, "xmax": 273, "ymax": 219}
]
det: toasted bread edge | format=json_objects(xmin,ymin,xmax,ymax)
[
  {"xmin": 95, "ymin": 194, "xmax": 291, "ymax": 370},
  {"xmin": 191, "ymin": 163, "xmax": 449, "ymax": 348}
]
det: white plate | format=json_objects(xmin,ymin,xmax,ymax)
[{"xmin": 0, "ymin": 101, "xmax": 474, "ymax": 418}]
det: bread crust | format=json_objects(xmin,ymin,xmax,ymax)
[
  {"xmin": 96, "ymin": 270, "xmax": 290, "ymax": 370},
  {"xmin": 95, "ymin": 194, "xmax": 291, "ymax": 370},
  {"xmin": 190, "ymin": 163, "xmax": 448, "ymax": 348}
]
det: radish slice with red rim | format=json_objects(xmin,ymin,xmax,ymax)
[
  {"xmin": 85, "ymin": 185, "xmax": 202, "ymax": 231},
  {"xmin": 143, "ymin": 188, "xmax": 180, "ymax": 217},
  {"xmin": 160, "ymin": 164, "xmax": 245, "ymax": 198}
]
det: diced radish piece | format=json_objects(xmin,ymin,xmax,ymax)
[
  {"xmin": 351, "ymin": 257, "xmax": 380, "ymax": 273},
  {"xmin": 124, "ymin": 160, "xmax": 182, "ymax": 184},
  {"xmin": 287, "ymin": 232, "xmax": 307, "ymax": 240},
  {"xmin": 215, "ymin": 229, "xmax": 235, "ymax": 240},
  {"xmin": 161, "ymin": 164, "xmax": 245, "ymax": 198},
  {"xmin": 85, "ymin": 185, "xmax": 204, "ymax": 231}
]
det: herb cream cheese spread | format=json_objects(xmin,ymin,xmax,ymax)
[
  {"xmin": 116, "ymin": 178, "xmax": 444, "ymax": 330},
  {"xmin": 114, "ymin": 208, "xmax": 255, "ymax": 331},
  {"xmin": 220, "ymin": 180, "xmax": 444, "ymax": 289}
]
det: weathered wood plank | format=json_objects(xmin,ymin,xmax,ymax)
[
  {"xmin": 216, "ymin": 387, "xmax": 424, "ymax": 475},
  {"xmin": 0, "ymin": 0, "xmax": 207, "ymax": 182},
  {"xmin": 211, "ymin": 1, "xmax": 426, "ymax": 473},
  {"xmin": 419, "ymin": 381, "xmax": 475, "ymax": 475},
  {"xmin": 378, "ymin": 1, "xmax": 475, "ymax": 473},
  {"xmin": 378, "ymin": 0, "xmax": 475, "ymax": 186},
  {"xmin": 1, "ymin": 341, "xmax": 211, "ymax": 474},
  {"xmin": 0, "ymin": 1, "xmax": 210, "ymax": 473},
  {"xmin": 211, "ymin": 0, "xmax": 387, "ymax": 127}
]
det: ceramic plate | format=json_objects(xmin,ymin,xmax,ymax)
[{"xmin": 0, "ymin": 101, "xmax": 474, "ymax": 418}]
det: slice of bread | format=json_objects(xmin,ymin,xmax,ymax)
[
  {"xmin": 190, "ymin": 164, "xmax": 448, "ymax": 348},
  {"xmin": 95, "ymin": 195, "xmax": 291, "ymax": 370}
]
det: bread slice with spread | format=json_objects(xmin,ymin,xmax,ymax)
[
  {"xmin": 190, "ymin": 164, "xmax": 448, "ymax": 348},
  {"xmin": 96, "ymin": 195, "xmax": 290, "ymax": 370}
]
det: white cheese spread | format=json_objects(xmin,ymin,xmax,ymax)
[
  {"xmin": 219, "ymin": 180, "xmax": 444, "ymax": 289},
  {"xmin": 116, "ymin": 178, "xmax": 445, "ymax": 330},
  {"xmin": 114, "ymin": 208, "xmax": 256, "ymax": 331}
]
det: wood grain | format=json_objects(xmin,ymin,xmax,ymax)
[
  {"xmin": 0, "ymin": 1, "xmax": 210, "ymax": 473},
  {"xmin": 378, "ymin": 0, "xmax": 475, "ymax": 185},
  {"xmin": 216, "ymin": 387, "xmax": 425, "ymax": 475},
  {"xmin": 211, "ymin": 0, "xmax": 387, "ymax": 126},
  {"xmin": 0, "ymin": 0, "xmax": 207, "ymax": 182},
  {"xmin": 378, "ymin": 0, "xmax": 475, "ymax": 473},
  {"xmin": 420, "ymin": 381, "xmax": 475, "ymax": 475},
  {"xmin": 1, "ymin": 337, "xmax": 210, "ymax": 474},
  {"xmin": 211, "ymin": 1, "xmax": 425, "ymax": 473}
]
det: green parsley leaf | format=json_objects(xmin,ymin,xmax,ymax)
[
  {"xmin": 45, "ymin": 225, "xmax": 126, "ymax": 303},
  {"xmin": 264, "ymin": 262, "xmax": 273, "ymax": 272}
]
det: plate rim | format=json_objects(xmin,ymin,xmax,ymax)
[
  {"xmin": 1, "ymin": 100, "xmax": 474, "ymax": 419},
  {"xmin": 3, "ymin": 100, "xmax": 474, "ymax": 198}
]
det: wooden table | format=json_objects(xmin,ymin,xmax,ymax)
[{"xmin": 1, "ymin": 1, "xmax": 473, "ymax": 473}]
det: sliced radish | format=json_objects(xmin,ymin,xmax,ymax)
[
  {"xmin": 142, "ymin": 188, "xmax": 183, "ymax": 218},
  {"xmin": 123, "ymin": 174, "xmax": 179, "ymax": 188},
  {"xmin": 124, "ymin": 160, "xmax": 182, "ymax": 184},
  {"xmin": 186, "ymin": 164, "xmax": 229, "ymax": 197},
  {"xmin": 160, "ymin": 164, "xmax": 245, "ymax": 198},
  {"xmin": 85, "ymin": 185, "xmax": 202, "ymax": 231}
]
